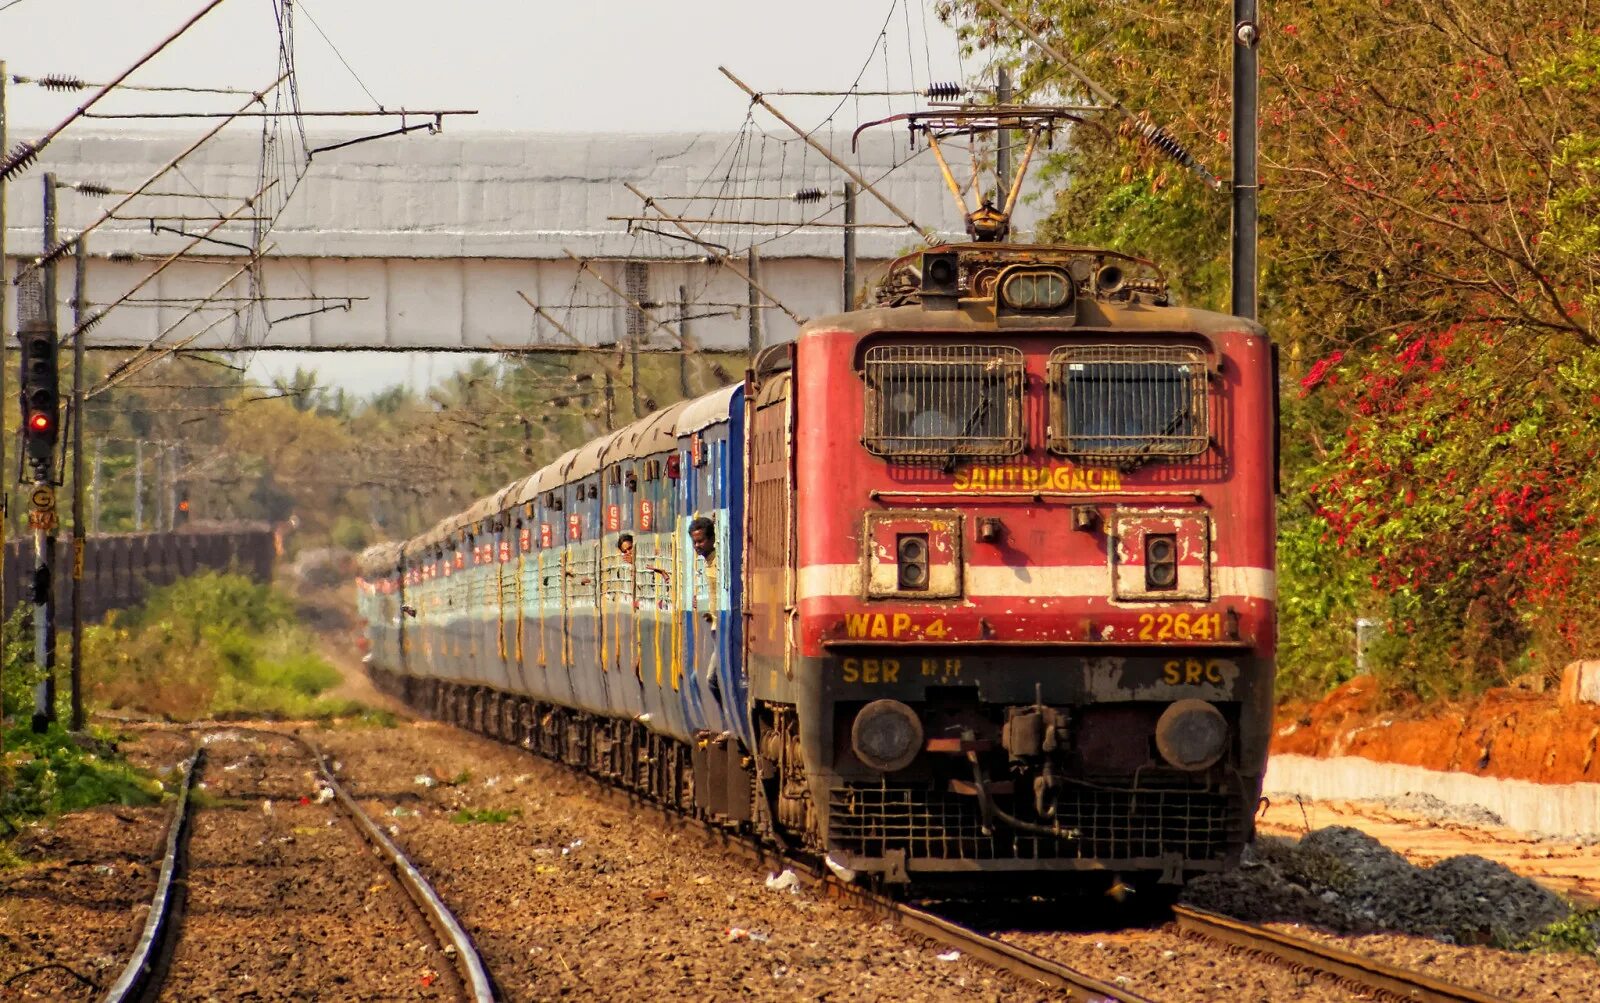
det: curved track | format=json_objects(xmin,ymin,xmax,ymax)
[{"xmin": 101, "ymin": 726, "xmax": 497, "ymax": 1003}]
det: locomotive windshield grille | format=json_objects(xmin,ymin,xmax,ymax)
[
  {"xmin": 1048, "ymin": 345, "xmax": 1209, "ymax": 461},
  {"xmin": 862, "ymin": 344, "xmax": 1024, "ymax": 460}
]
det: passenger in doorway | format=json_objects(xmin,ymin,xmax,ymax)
[
  {"xmin": 688, "ymin": 516, "xmax": 721, "ymax": 703},
  {"xmin": 618, "ymin": 533, "xmax": 635, "ymax": 563}
]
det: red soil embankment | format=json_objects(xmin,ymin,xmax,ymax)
[{"xmin": 1273, "ymin": 676, "xmax": 1600, "ymax": 785}]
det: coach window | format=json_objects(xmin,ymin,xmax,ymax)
[
  {"xmin": 1047, "ymin": 344, "xmax": 1209, "ymax": 461},
  {"xmin": 861, "ymin": 344, "xmax": 1024, "ymax": 460}
]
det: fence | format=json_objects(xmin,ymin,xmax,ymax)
[{"xmin": 1, "ymin": 526, "xmax": 276, "ymax": 623}]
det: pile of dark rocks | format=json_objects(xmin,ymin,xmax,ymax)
[{"xmin": 1183, "ymin": 826, "xmax": 1574, "ymax": 945}]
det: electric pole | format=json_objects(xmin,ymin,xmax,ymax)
[
  {"xmin": 69, "ymin": 236, "xmax": 86, "ymax": 731},
  {"xmin": 1232, "ymin": 2, "xmax": 1260, "ymax": 321},
  {"xmin": 1, "ymin": 59, "xmax": 9, "ymax": 646},
  {"xmin": 996, "ymin": 67, "xmax": 1013, "ymax": 197},
  {"xmin": 677, "ymin": 287, "xmax": 691, "ymax": 398}
]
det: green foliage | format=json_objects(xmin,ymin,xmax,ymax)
[
  {"xmin": 326, "ymin": 707, "xmax": 399, "ymax": 730},
  {"xmin": 953, "ymin": 0, "xmax": 1600, "ymax": 701},
  {"xmin": 85, "ymin": 572, "xmax": 355, "ymax": 721},
  {"xmin": 448, "ymin": 807, "xmax": 520, "ymax": 825},
  {"xmin": 0, "ymin": 607, "xmax": 42, "ymax": 721},
  {"xmin": 1, "ymin": 725, "xmax": 164, "ymax": 838},
  {"xmin": 131, "ymin": 570, "xmax": 295, "ymax": 640},
  {"xmin": 1515, "ymin": 907, "xmax": 1600, "ymax": 956}
]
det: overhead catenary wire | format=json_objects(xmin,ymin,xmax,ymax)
[
  {"xmin": 0, "ymin": 0, "xmax": 232, "ymax": 181},
  {"xmin": 14, "ymin": 75, "xmax": 288, "ymax": 281},
  {"xmin": 71, "ymin": 182, "xmax": 279, "ymax": 342},
  {"xmin": 719, "ymin": 65, "xmax": 934, "ymax": 243},
  {"xmin": 10, "ymin": 73, "xmax": 257, "ymax": 95},
  {"xmin": 622, "ymin": 183, "xmax": 806, "ymax": 325}
]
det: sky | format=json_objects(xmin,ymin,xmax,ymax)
[{"xmin": 1, "ymin": 1, "xmax": 975, "ymax": 395}]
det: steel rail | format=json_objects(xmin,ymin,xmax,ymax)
[
  {"xmin": 1172, "ymin": 905, "xmax": 1510, "ymax": 1003},
  {"xmin": 101, "ymin": 747, "xmax": 202, "ymax": 1003},
  {"xmin": 100, "ymin": 722, "xmax": 498, "ymax": 1002},
  {"xmin": 295, "ymin": 730, "xmax": 499, "ymax": 1003},
  {"xmin": 594, "ymin": 792, "xmax": 1147, "ymax": 1002}
]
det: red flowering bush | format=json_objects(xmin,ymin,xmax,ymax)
[{"xmin": 1297, "ymin": 323, "xmax": 1600, "ymax": 688}]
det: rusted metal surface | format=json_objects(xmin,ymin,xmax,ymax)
[{"xmin": 1173, "ymin": 905, "xmax": 1510, "ymax": 1003}]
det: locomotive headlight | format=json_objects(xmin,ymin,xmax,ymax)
[
  {"xmin": 896, "ymin": 533, "xmax": 929, "ymax": 591},
  {"xmin": 1145, "ymin": 533, "xmax": 1178, "ymax": 590},
  {"xmin": 1000, "ymin": 267, "xmax": 1072, "ymax": 311},
  {"xmin": 851, "ymin": 699, "xmax": 924, "ymax": 772},
  {"xmin": 1154, "ymin": 699, "xmax": 1229, "ymax": 771}
]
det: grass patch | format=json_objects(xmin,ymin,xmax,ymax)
[
  {"xmin": 4, "ymin": 612, "xmax": 165, "ymax": 838},
  {"xmin": 449, "ymin": 807, "xmax": 520, "ymax": 825},
  {"xmin": 1, "ymin": 724, "xmax": 164, "ymax": 839}
]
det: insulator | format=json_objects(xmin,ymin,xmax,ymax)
[
  {"xmin": 77, "ymin": 312, "xmax": 106, "ymax": 335},
  {"xmin": 1136, "ymin": 121, "xmax": 1198, "ymax": 171},
  {"xmin": 74, "ymin": 181, "xmax": 113, "ymax": 197},
  {"xmin": 0, "ymin": 142, "xmax": 40, "ymax": 182},
  {"xmin": 924, "ymin": 81, "xmax": 963, "ymax": 101},
  {"xmin": 642, "ymin": 397, "xmax": 658, "ymax": 411},
  {"xmin": 710, "ymin": 364, "xmax": 730, "ymax": 382},
  {"xmin": 791, "ymin": 186, "xmax": 824, "ymax": 204},
  {"xmin": 37, "ymin": 240, "xmax": 74, "ymax": 269},
  {"xmin": 109, "ymin": 251, "xmax": 139, "ymax": 262},
  {"xmin": 39, "ymin": 74, "xmax": 87, "ymax": 91}
]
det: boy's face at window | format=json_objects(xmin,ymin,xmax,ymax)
[{"xmin": 691, "ymin": 528, "xmax": 713, "ymax": 558}]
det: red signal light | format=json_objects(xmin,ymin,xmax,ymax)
[
  {"xmin": 27, "ymin": 412, "xmax": 51, "ymax": 433},
  {"xmin": 177, "ymin": 500, "xmax": 190, "ymax": 512}
]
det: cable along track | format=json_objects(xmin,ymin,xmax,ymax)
[{"xmin": 102, "ymin": 726, "xmax": 496, "ymax": 1003}]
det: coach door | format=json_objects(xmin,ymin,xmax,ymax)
[{"xmin": 745, "ymin": 373, "xmax": 795, "ymax": 699}]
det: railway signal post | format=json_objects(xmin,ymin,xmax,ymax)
[{"xmin": 23, "ymin": 173, "xmax": 61, "ymax": 732}]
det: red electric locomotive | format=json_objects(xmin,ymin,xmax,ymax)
[{"xmin": 745, "ymin": 237, "xmax": 1275, "ymax": 890}]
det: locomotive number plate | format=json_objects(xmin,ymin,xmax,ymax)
[
  {"xmin": 1137, "ymin": 611, "xmax": 1222, "ymax": 642},
  {"xmin": 843, "ymin": 611, "xmax": 949, "ymax": 640}
]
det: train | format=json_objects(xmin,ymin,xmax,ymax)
[{"xmin": 356, "ymin": 239, "xmax": 1277, "ymax": 893}]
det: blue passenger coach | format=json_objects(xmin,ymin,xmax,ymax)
[{"xmin": 358, "ymin": 383, "xmax": 751, "ymax": 798}]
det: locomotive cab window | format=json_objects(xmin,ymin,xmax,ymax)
[
  {"xmin": 861, "ymin": 344, "xmax": 1024, "ymax": 460},
  {"xmin": 1048, "ymin": 344, "xmax": 1209, "ymax": 461}
]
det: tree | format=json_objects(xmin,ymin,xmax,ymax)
[{"xmin": 948, "ymin": 1, "xmax": 1600, "ymax": 693}]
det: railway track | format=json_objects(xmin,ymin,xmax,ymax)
[
  {"xmin": 1172, "ymin": 905, "xmax": 1510, "ymax": 1003},
  {"xmin": 101, "ymin": 726, "xmax": 496, "ymax": 1003},
  {"xmin": 413, "ymin": 710, "xmax": 1520, "ymax": 1003}
]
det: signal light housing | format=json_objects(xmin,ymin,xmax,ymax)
[
  {"xmin": 17, "ymin": 327, "xmax": 59, "ymax": 478},
  {"xmin": 896, "ymin": 533, "xmax": 929, "ymax": 591}
]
